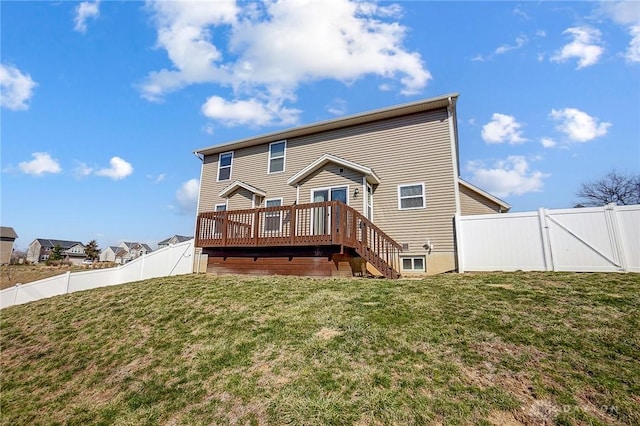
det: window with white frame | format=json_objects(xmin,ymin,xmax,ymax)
[
  {"xmin": 217, "ymin": 152, "xmax": 233, "ymax": 181},
  {"xmin": 401, "ymin": 256, "xmax": 425, "ymax": 272},
  {"xmin": 268, "ymin": 141, "xmax": 286, "ymax": 173},
  {"xmin": 264, "ymin": 198, "xmax": 283, "ymax": 232},
  {"xmin": 398, "ymin": 183, "xmax": 426, "ymax": 210}
]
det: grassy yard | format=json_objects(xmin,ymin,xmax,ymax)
[{"xmin": 1, "ymin": 272, "xmax": 638, "ymax": 425}]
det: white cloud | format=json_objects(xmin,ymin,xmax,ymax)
[
  {"xmin": 513, "ymin": 7, "xmax": 530, "ymax": 20},
  {"xmin": 540, "ymin": 137, "xmax": 557, "ymax": 148},
  {"xmin": 95, "ymin": 156, "xmax": 133, "ymax": 180},
  {"xmin": 202, "ymin": 123, "xmax": 215, "ymax": 135},
  {"xmin": 73, "ymin": 161, "xmax": 94, "ymax": 178},
  {"xmin": 141, "ymin": 0, "xmax": 430, "ymax": 126},
  {"xmin": 74, "ymin": 1, "xmax": 100, "ymax": 33},
  {"xmin": 481, "ymin": 113, "xmax": 527, "ymax": 144},
  {"xmin": 147, "ymin": 173, "xmax": 166, "ymax": 183},
  {"xmin": 551, "ymin": 27, "xmax": 604, "ymax": 69},
  {"xmin": 201, "ymin": 96, "xmax": 300, "ymax": 127},
  {"xmin": 175, "ymin": 178, "xmax": 200, "ymax": 214},
  {"xmin": 599, "ymin": 1, "xmax": 640, "ymax": 26},
  {"xmin": 327, "ymin": 98, "xmax": 347, "ymax": 116},
  {"xmin": 18, "ymin": 152, "xmax": 62, "ymax": 176},
  {"xmin": 466, "ymin": 156, "xmax": 549, "ymax": 198},
  {"xmin": 626, "ymin": 25, "xmax": 640, "ymax": 62},
  {"xmin": 495, "ymin": 35, "xmax": 527, "ymax": 55},
  {"xmin": 0, "ymin": 64, "xmax": 37, "ymax": 111},
  {"xmin": 599, "ymin": 1, "xmax": 640, "ymax": 63},
  {"xmin": 550, "ymin": 108, "xmax": 611, "ymax": 142}
]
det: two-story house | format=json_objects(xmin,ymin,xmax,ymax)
[
  {"xmin": 99, "ymin": 242, "xmax": 153, "ymax": 264},
  {"xmin": 26, "ymin": 239, "xmax": 86, "ymax": 265},
  {"xmin": 158, "ymin": 235, "xmax": 193, "ymax": 249},
  {"xmin": 193, "ymin": 93, "xmax": 509, "ymax": 278}
]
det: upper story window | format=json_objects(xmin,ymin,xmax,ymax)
[
  {"xmin": 268, "ymin": 141, "xmax": 286, "ymax": 174},
  {"xmin": 398, "ymin": 183, "xmax": 426, "ymax": 210},
  {"xmin": 217, "ymin": 152, "xmax": 233, "ymax": 181}
]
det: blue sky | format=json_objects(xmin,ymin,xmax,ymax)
[{"xmin": 2, "ymin": 0, "xmax": 639, "ymax": 252}]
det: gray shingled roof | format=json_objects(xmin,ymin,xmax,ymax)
[
  {"xmin": 37, "ymin": 239, "xmax": 83, "ymax": 249},
  {"xmin": 158, "ymin": 235, "xmax": 193, "ymax": 245}
]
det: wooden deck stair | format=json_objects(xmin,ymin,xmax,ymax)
[{"xmin": 196, "ymin": 201, "xmax": 403, "ymax": 279}]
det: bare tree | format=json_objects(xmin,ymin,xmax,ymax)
[{"xmin": 576, "ymin": 170, "xmax": 640, "ymax": 207}]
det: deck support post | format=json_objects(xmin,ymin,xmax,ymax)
[{"xmin": 289, "ymin": 205, "xmax": 297, "ymax": 245}]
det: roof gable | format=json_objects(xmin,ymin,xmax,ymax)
[
  {"xmin": 458, "ymin": 178, "xmax": 511, "ymax": 211},
  {"xmin": 219, "ymin": 180, "xmax": 267, "ymax": 198},
  {"xmin": 287, "ymin": 154, "xmax": 381, "ymax": 186}
]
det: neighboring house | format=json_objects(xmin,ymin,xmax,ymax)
[
  {"xmin": 104, "ymin": 242, "xmax": 153, "ymax": 264},
  {"xmin": 0, "ymin": 227, "xmax": 18, "ymax": 265},
  {"xmin": 99, "ymin": 246, "xmax": 121, "ymax": 263},
  {"xmin": 158, "ymin": 235, "xmax": 193, "ymax": 249},
  {"xmin": 26, "ymin": 239, "xmax": 86, "ymax": 265},
  {"xmin": 193, "ymin": 93, "xmax": 510, "ymax": 278}
]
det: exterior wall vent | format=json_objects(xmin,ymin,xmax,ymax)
[{"xmin": 402, "ymin": 243, "xmax": 409, "ymax": 251}]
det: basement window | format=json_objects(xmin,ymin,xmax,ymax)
[{"xmin": 401, "ymin": 256, "xmax": 425, "ymax": 272}]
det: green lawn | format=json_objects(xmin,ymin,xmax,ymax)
[{"xmin": 1, "ymin": 272, "xmax": 638, "ymax": 425}]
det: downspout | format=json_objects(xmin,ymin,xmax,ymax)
[
  {"xmin": 447, "ymin": 97, "xmax": 462, "ymax": 273},
  {"xmin": 192, "ymin": 152, "xmax": 205, "ymax": 272},
  {"xmin": 447, "ymin": 96, "xmax": 461, "ymax": 216}
]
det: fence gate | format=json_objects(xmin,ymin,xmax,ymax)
[
  {"xmin": 545, "ymin": 207, "xmax": 624, "ymax": 272},
  {"xmin": 456, "ymin": 204, "xmax": 639, "ymax": 273}
]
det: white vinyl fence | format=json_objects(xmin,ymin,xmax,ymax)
[
  {"xmin": 455, "ymin": 204, "xmax": 640, "ymax": 273},
  {"xmin": 1, "ymin": 240, "xmax": 195, "ymax": 309}
]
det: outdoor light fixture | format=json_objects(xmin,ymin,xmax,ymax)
[{"xmin": 353, "ymin": 188, "xmax": 360, "ymax": 198}]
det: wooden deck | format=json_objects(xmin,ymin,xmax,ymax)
[{"xmin": 195, "ymin": 201, "xmax": 403, "ymax": 278}]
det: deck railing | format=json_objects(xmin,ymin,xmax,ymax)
[{"xmin": 196, "ymin": 201, "xmax": 402, "ymax": 278}]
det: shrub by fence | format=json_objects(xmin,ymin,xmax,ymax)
[
  {"xmin": 455, "ymin": 204, "xmax": 640, "ymax": 273},
  {"xmin": 1, "ymin": 240, "xmax": 194, "ymax": 309}
]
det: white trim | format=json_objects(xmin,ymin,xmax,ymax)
[
  {"xmin": 400, "ymin": 256, "xmax": 426, "ymax": 272},
  {"xmin": 216, "ymin": 151, "xmax": 234, "ymax": 182},
  {"xmin": 310, "ymin": 185, "xmax": 350, "ymax": 205},
  {"xmin": 310, "ymin": 186, "xmax": 349, "ymax": 235},
  {"xmin": 367, "ymin": 182, "xmax": 374, "ymax": 222},
  {"xmin": 218, "ymin": 180, "xmax": 267, "ymax": 198},
  {"xmin": 397, "ymin": 183, "xmax": 426, "ymax": 210},
  {"xmin": 361, "ymin": 176, "xmax": 367, "ymax": 219},
  {"xmin": 268, "ymin": 140, "xmax": 286, "ymax": 174},
  {"xmin": 264, "ymin": 197, "xmax": 284, "ymax": 233},
  {"xmin": 447, "ymin": 100, "xmax": 461, "ymax": 215},
  {"xmin": 214, "ymin": 202, "xmax": 227, "ymax": 211},
  {"xmin": 288, "ymin": 153, "xmax": 380, "ymax": 186}
]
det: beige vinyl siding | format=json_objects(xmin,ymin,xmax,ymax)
[
  {"xmin": 198, "ymin": 108, "xmax": 457, "ymax": 253},
  {"xmin": 459, "ymin": 184, "xmax": 503, "ymax": 215},
  {"xmin": 227, "ymin": 188, "xmax": 255, "ymax": 211},
  {"xmin": 298, "ymin": 165, "xmax": 363, "ymax": 207}
]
